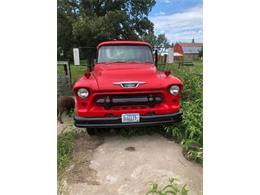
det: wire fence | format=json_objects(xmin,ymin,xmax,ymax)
[{"xmin": 57, "ymin": 61, "xmax": 73, "ymax": 97}]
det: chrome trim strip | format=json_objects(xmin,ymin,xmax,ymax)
[{"xmin": 113, "ymin": 81, "xmax": 146, "ymax": 88}]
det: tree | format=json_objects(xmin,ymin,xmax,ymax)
[
  {"xmin": 58, "ymin": 0, "xmax": 79, "ymax": 60},
  {"xmin": 143, "ymin": 33, "xmax": 170, "ymax": 54},
  {"xmin": 142, "ymin": 32, "xmax": 157, "ymax": 46},
  {"xmin": 156, "ymin": 34, "xmax": 170, "ymax": 47},
  {"xmin": 155, "ymin": 34, "xmax": 170, "ymax": 53},
  {"xmin": 57, "ymin": 0, "xmax": 156, "ymax": 63},
  {"xmin": 198, "ymin": 46, "xmax": 203, "ymax": 58}
]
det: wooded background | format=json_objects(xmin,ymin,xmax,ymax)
[{"xmin": 58, "ymin": 0, "xmax": 170, "ymax": 64}]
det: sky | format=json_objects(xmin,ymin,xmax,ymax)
[{"xmin": 149, "ymin": 0, "xmax": 203, "ymax": 44}]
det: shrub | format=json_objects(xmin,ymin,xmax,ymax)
[{"xmin": 166, "ymin": 64, "xmax": 203, "ymax": 163}]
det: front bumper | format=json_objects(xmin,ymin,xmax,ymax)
[{"xmin": 74, "ymin": 112, "xmax": 182, "ymax": 128}]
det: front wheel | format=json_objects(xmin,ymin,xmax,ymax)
[{"xmin": 86, "ymin": 128, "xmax": 96, "ymax": 136}]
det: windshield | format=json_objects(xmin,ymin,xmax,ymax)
[{"xmin": 97, "ymin": 45, "xmax": 153, "ymax": 64}]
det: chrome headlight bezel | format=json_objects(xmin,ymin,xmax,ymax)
[
  {"xmin": 169, "ymin": 85, "xmax": 180, "ymax": 96},
  {"xmin": 77, "ymin": 88, "xmax": 89, "ymax": 98}
]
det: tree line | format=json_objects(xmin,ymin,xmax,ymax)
[{"xmin": 58, "ymin": 0, "xmax": 170, "ymax": 64}]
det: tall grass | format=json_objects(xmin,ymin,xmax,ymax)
[
  {"xmin": 57, "ymin": 130, "xmax": 85, "ymax": 178},
  {"xmin": 57, "ymin": 64, "xmax": 87, "ymax": 85},
  {"xmin": 165, "ymin": 63, "xmax": 203, "ymax": 163}
]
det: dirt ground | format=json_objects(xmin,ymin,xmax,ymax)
[{"xmin": 58, "ymin": 116, "xmax": 203, "ymax": 195}]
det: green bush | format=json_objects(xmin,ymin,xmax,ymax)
[{"xmin": 166, "ymin": 64, "xmax": 203, "ymax": 163}]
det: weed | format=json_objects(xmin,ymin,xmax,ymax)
[
  {"xmin": 57, "ymin": 129, "xmax": 85, "ymax": 178},
  {"xmin": 166, "ymin": 63, "xmax": 203, "ymax": 163},
  {"xmin": 146, "ymin": 178, "xmax": 189, "ymax": 195}
]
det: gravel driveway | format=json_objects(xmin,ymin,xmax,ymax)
[{"xmin": 58, "ymin": 117, "xmax": 202, "ymax": 195}]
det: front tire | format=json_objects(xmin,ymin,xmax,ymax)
[{"xmin": 86, "ymin": 128, "xmax": 96, "ymax": 136}]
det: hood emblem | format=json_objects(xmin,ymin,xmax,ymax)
[{"xmin": 113, "ymin": 81, "xmax": 146, "ymax": 88}]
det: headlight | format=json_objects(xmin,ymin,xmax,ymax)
[
  {"xmin": 169, "ymin": 85, "xmax": 180, "ymax": 95},
  {"xmin": 77, "ymin": 88, "xmax": 89, "ymax": 98}
]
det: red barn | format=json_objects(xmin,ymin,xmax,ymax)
[{"xmin": 174, "ymin": 39, "xmax": 203, "ymax": 60}]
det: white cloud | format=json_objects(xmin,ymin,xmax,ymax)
[
  {"xmin": 150, "ymin": 5, "xmax": 203, "ymax": 43},
  {"xmin": 163, "ymin": 0, "xmax": 172, "ymax": 3},
  {"xmin": 159, "ymin": 11, "xmax": 166, "ymax": 15}
]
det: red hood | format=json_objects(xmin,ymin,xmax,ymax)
[{"xmin": 92, "ymin": 63, "xmax": 162, "ymax": 91}]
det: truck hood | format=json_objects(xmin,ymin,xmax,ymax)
[{"xmin": 92, "ymin": 63, "xmax": 162, "ymax": 91}]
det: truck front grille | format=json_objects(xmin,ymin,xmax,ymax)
[{"xmin": 95, "ymin": 93, "xmax": 163, "ymax": 109}]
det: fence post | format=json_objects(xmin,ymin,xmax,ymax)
[{"xmin": 57, "ymin": 60, "xmax": 72, "ymax": 91}]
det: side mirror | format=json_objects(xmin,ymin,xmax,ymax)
[{"xmin": 155, "ymin": 50, "xmax": 158, "ymax": 67}]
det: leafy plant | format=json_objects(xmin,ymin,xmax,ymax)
[
  {"xmin": 166, "ymin": 63, "xmax": 203, "ymax": 163},
  {"xmin": 186, "ymin": 148, "xmax": 203, "ymax": 163},
  {"xmin": 146, "ymin": 178, "xmax": 189, "ymax": 195}
]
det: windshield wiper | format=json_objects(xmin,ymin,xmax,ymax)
[
  {"xmin": 102, "ymin": 61, "xmax": 127, "ymax": 64},
  {"xmin": 125, "ymin": 61, "xmax": 153, "ymax": 64}
]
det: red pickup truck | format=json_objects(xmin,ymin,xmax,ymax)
[{"xmin": 73, "ymin": 40, "xmax": 183, "ymax": 134}]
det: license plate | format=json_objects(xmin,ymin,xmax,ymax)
[{"xmin": 121, "ymin": 113, "xmax": 140, "ymax": 123}]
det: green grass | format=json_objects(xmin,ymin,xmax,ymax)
[
  {"xmin": 158, "ymin": 60, "xmax": 203, "ymax": 75},
  {"xmin": 57, "ymin": 64, "xmax": 87, "ymax": 84},
  {"xmin": 164, "ymin": 61, "xmax": 203, "ymax": 163},
  {"xmin": 70, "ymin": 65, "xmax": 87, "ymax": 84},
  {"xmin": 192, "ymin": 61, "xmax": 203, "ymax": 74},
  {"xmin": 57, "ymin": 130, "xmax": 85, "ymax": 178}
]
